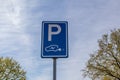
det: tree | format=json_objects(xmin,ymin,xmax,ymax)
[
  {"xmin": 83, "ymin": 29, "xmax": 120, "ymax": 80},
  {"xmin": 103, "ymin": 76, "xmax": 111, "ymax": 80},
  {"xmin": 0, "ymin": 57, "xmax": 26, "ymax": 80}
]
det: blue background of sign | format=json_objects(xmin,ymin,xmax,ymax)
[{"xmin": 41, "ymin": 21, "xmax": 68, "ymax": 58}]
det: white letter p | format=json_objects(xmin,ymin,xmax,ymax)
[{"xmin": 48, "ymin": 24, "xmax": 61, "ymax": 41}]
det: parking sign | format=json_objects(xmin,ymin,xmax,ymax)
[{"xmin": 41, "ymin": 21, "xmax": 68, "ymax": 58}]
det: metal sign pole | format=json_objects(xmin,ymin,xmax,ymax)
[{"xmin": 53, "ymin": 58, "xmax": 57, "ymax": 80}]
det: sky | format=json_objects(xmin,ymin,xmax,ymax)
[{"xmin": 0, "ymin": 0, "xmax": 120, "ymax": 80}]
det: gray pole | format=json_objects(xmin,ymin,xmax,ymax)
[{"xmin": 53, "ymin": 58, "xmax": 57, "ymax": 80}]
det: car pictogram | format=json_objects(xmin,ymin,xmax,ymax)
[{"xmin": 45, "ymin": 45, "xmax": 61, "ymax": 52}]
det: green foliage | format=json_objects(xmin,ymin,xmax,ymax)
[
  {"xmin": 0, "ymin": 57, "xmax": 26, "ymax": 80},
  {"xmin": 83, "ymin": 29, "xmax": 120, "ymax": 80},
  {"xmin": 103, "ymin": 76, "xmax": 111, "ymax": 80}
]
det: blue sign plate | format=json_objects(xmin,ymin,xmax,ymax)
[{"xmin": 41, "ymin": 21, "xmax": 68, "ymax": 58}]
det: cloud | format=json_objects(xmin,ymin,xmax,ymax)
[
  {"xmin": 0, "ymin": 0, "xmax": 54, "ymax": 80},
  {"xmin": 57, "ymin": 0, "xmax": 120, "ymax": 80},
  {"xmin": 0, "ymin": 0, "xmax": 120, "ymax": 80},
  {"xmin": 0, "ymin": 0, "xmax": 34, "ymax": 74},
  {"xmin": 33, "ymin": 75, "xmax": 51, "ymax": 80}
]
